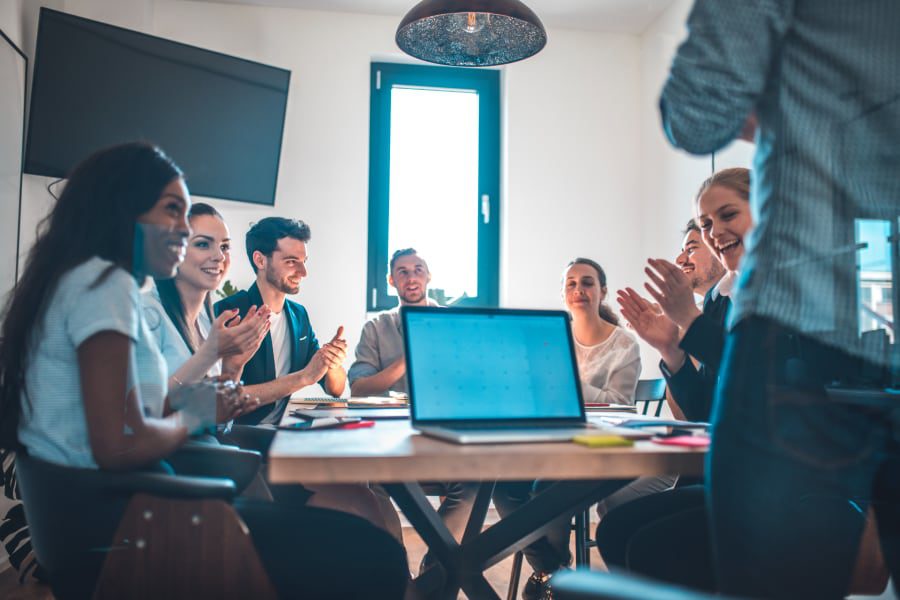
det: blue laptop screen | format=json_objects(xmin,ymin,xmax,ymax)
[{"xmin": 404, "ymin": 310, "xmax": 584, "ymax": 422}]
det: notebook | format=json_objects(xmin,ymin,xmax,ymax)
[{"xmin": 401, "ymin": 306, "xmax": 648, "ymax": 444}]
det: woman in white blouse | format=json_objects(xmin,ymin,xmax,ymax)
[
  {"xmin": 563, "ymin": 258, "xmax": 677, "ymax": 525},
  {"xmin": 563, "ymin": 258, "xmax": 641, "ymax": 405}
]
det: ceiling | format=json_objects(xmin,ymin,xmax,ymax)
[{"xmin": 185, "ymin": 0, "xmax": 676, "ymax": 34}]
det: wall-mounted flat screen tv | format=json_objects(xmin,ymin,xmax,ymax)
[{"xmin": 25, "ymin": 8, "xmax": 290, "ymax": 206}]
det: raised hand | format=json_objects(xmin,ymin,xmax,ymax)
[
  {"xmin": 643, "ymin": 258, "xmax": 702, "ymax": 329},
  {"xmin": 322, "ymin": 326, "xmax": 347, "ymax": 370},
  {"xmin": 617, "ymin": 287, "xmax": 685, "ymax": 371},
  {"xmin": 221, "ymin": 305, "xmax": 271, "ymax": 371},
  {"xmin": 211, "ymin": 305, "xmax": 271, "ymax": 359},
  {"xmin": 304, "ymin": 326, "xmax": 348, "ymax": 381}
]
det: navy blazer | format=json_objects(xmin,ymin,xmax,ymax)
[
  {"xmin": 661, "ymin": 289, "xmax": 731, "ymax": 422},
  {"xmin": 215, "ymin": 282, "xmax": 321, "ymax": 425}
]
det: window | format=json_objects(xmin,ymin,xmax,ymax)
[
  {"xmin": 856, "ymin": 219, "xmax": 895, "ymax": 342},
  {"xmin": 367, "ymin": 62, "xmax": 500, "ymax": 311},
  {"xmin": 855, "ymin": 218, "xmax": 900, "ymax": 385}
]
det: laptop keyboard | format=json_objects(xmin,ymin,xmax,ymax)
[{"xmin": 445, "ymin": 422, "xmax": 591, "ymax": 431}]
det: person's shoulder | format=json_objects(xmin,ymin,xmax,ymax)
[
  {"xmin": 140, "ymin": 282, "xmax": 166, "ymax": 329},
  {"xmin": 369, "ymin": 308, "xmax": 401, "ymax": 326},
  {"xmin": 612, "ymin": 326, "xmax": 640, "ymax": 351},
  {"xmin": 284, "ymin": 298, "xmax": 314, "ymax": 327},
  {"xmin": 61, "ymin": 257, "xmax": 136, "ymax": 301},
  {"xmin": 140, "ymin": 280, "xmax": 162, "ymax": 306},
  {"xmin": 284, "ymin": 297, "xmax": 308, "ymax": 316},
  {"xmin": 215, "ymin": 288, "xmax": 250, "ymax": 313}
]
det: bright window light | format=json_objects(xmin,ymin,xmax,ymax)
[{"xmin": 387, "ymin": 86, "xmax": 480, "ymax": 303}]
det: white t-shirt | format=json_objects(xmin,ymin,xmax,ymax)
[
  {"xmin": 269, "ymin": 310, "xmax": 292, "ymax": 378},
  {"xmin": 573, "ymin": 326, "xmax": 642, "ymax": 406},
  {"xmin": 18, "ymin": 257, "xmax": 168, "ymax": 468}
]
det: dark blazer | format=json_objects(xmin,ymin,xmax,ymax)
[
  {"xmin": 215, "ymin": 282, "xmax": 322, "ymax": 425},
  {"xmin": 660, "ymin": 288, "xmax": 731, "ymax": 422}
]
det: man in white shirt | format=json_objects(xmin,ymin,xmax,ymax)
[{"xmin": 215, "ymin": 217, "xmax": 346, "ymax": 427}]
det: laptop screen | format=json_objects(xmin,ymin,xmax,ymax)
[{"xmin": 402, "ymin": 307, "xmax": 585, "ymax": 423}]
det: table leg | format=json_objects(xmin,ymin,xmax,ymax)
[
  {"xmin": 383, "ymin": 482, "xmax": 462, "ymax": 599},
  {"xmin": 464, "ymin": 479, "xmax": 630, "ymax": 571},
  {"xmin": 388, "ymin": 478, "xmax": 630, "ymax": 600},
  {"xmin": 462, "ymin": 481, "xmax": 496, "ymax": 544}
]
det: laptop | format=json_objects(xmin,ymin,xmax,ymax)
[{"xmin": 401, "ymin": 305, "xmax": 646, "ymax": 444}]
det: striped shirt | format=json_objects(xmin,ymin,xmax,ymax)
[{"xmin": 660, "ymin": 0, "xmax": 900, "ymax": 368}]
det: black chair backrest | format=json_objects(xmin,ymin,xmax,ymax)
[
  {"xmin": 634, "ymin": 378, "xmax": 666, "ymax": 417},
  {"xmin": 15, "ymin": 452, "xmax": 236, "ymax": 599}
]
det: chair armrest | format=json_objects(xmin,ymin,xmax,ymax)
[
  {"xmin": 552, "ymin": 571, "xmax": 730, "ymax": 600},
  {"xmin": 100, "ymin": 471, "xmax": 237, "ymax": 501},
  {"xmin": 166, "ymin": 443, "xmax": 262, "ymax": 494},
  {"xmin": 216, "ymin": 424, "xmax": 277, "ymax": 456}
]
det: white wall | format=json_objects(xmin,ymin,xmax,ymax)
[
  {"xmin": 503, "ymin": 29, "xmax": 641, "ymax": 313},
  {"xmin": 7, "ymin": 0, "xmax": 757, "ymax": 389},
  {"xmin": 10, "ymin": 0, "xmax": 655, "ymax": 382},
  {"xmin": 634, "ymin": 0, "xmax": 753, "ymax": 377}
]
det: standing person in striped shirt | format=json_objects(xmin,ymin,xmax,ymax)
[{"xmin": 660, "ymin": 1, "xmax": 900, "ymax": 598}]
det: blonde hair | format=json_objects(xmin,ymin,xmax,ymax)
[{"xmin": 695, "ymin": 167, "xmax": 750, "ymax": 206}]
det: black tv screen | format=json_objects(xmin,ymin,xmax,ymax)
[{"xmin": 25, "ymin": 8, "xmax": 290, "ymax": 206}]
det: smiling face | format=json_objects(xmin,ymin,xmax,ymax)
[
  {"xmin": 676, "ymin": 228, "xmax": 726, "ymax": 292},
  {"xmin": 389, "ymin": 253, "xmax": 431, "ymax": 305},
  {"xmin": 135, "ymin": 177, "xmax": 190, "ymax": 279},
  {"xmin": 177, "ymin": 214, "xmax": 231, "ymax": 292},
  {"xmin": 563, "ymin": 262, "xmax": 605, "ymax": 318},
  {"xmin": 257, "ymin": 237, "xmax": 307, "ymax": 295},
  {"xmin": 696, "ymin": 184, "xmax": 753, "ymax": 272}
]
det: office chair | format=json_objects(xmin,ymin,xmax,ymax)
[
  {"xmin": 16, "ymin": 449, "xmax": 277, "ymax": 600},
  {"xmin": 634, "ymin": 378, "xmax": 666, "ymax": 417}
]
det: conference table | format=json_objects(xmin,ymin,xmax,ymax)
[{"xmin": 268, "ymin": 410, "xmax": 706, "ymax": 599}]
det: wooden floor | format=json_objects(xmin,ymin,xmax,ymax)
[
  {"xmin": 0, "ymin": 517, "xmax": 606, "ymax": 600},
  {"xmin": 402, "ymin": 524, "xmax": 606, "ymax": 599}
]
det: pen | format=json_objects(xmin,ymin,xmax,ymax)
[{"xmin": 337, "ymin": 420, "xmax": 375, "ymax": 430}]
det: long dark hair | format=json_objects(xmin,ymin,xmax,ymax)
[
  {"xmin": 155, "ymin": 203, "xmax": 223, "ymax": 353},
  {"xmin": 566, "ymin": 258, "xmax": 619, "ymax": 326},
  {"xmin": 0, "ymin": 142, "xmax": 183, "ymax": 449}
]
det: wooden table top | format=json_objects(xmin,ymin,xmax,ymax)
[{"xmin": 268, "ymin": 419, "xmax": 705, "ymax": 484}]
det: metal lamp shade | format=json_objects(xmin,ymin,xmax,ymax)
[{"xmin": 396, "ymin": 0, "xmax": 547, "ymax": 67}]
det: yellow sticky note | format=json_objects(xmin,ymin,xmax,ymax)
[{"xmin": 573, "ymin": 435, "xmax": 634, "ymax": 448}]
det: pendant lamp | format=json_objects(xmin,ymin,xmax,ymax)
[{"xmin": 396, "ymin": 0, "xmax": 547, "ymax": 67}]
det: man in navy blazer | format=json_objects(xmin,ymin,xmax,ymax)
[{"xmin": 215, "ymin": 217, "xmax": 346, "ymax": 426}]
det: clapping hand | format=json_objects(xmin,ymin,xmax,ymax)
[
  {"xmin": 209, "ymin": 305, "xmax": 271, "ymax": 359},
  {"xmin": 306, "ymin": 326, "xmax": 348, "ymax": 381},
  {"xmin": 617, "ymin": 287, "xmax": 685, "ymax": 371},
  {"xmin": 170, "ymin": 378, "xmax": 260, "ymax": 428},
  {"xmin": 321, "ymin": 326, "xmax": 348, "ymax": 370},
  {"xmin": 213, "ymin": 379, "xmax": 260, "ymax": 423},
  {"xmin": 221, "ymin": 305, "xmax": 271, "ymax": 373},
  {"xmin": 643, "ymin": 258, "xmax": 702, "ymax": 329}
]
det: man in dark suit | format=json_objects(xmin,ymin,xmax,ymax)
[
  {"xmin": 660, "ymin": 219, "xmax": 729, "ymax": 422},
  {"xmin": 617, "ymin": 219, "xmax": 727, "ymax": 422},
  {"xmin": 215, "ymin": 217, "xmax": 346, "ymax": 427}
]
